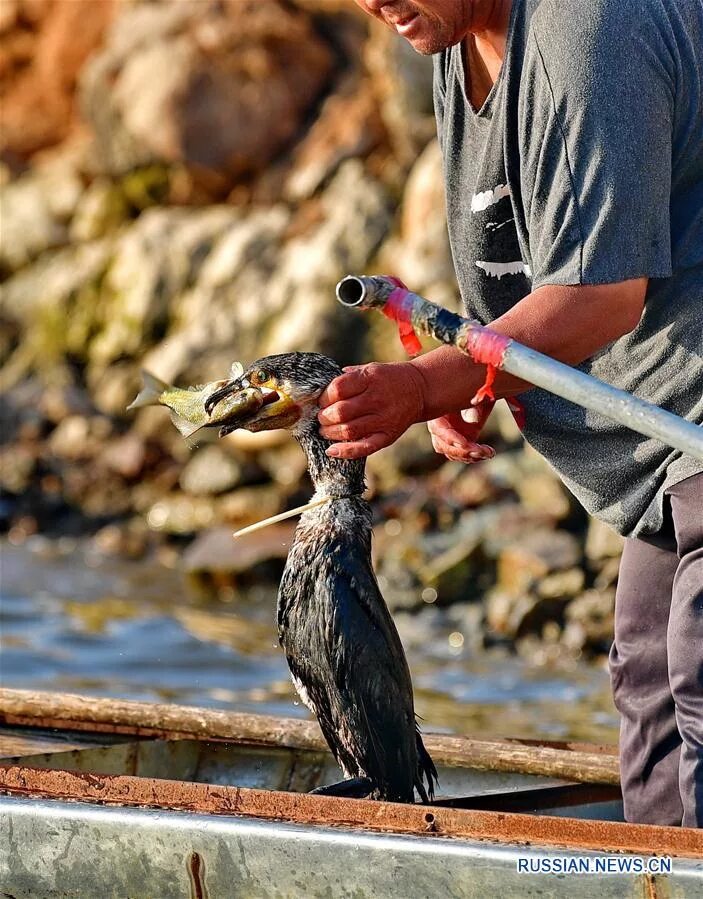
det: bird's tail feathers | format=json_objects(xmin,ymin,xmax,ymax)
[{"xmin": 415, "ymin": 731, "xmax": 438, "ymax": 804}]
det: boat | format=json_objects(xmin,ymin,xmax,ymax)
[{"xmin": 0, "ymin": 688, "xmax": 700, "ymax": 897}]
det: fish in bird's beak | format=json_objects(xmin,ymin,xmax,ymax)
[
  {"xmin": 204, "ymin": 353, "xmax": 342, "ymax": 437},
  {"xmin": 205, "ymin": 367, "xmax": 302, "ymax": 437}
]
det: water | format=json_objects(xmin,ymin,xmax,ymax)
[{"xmin": 0, "ymin": 538, "xmax": 619, "ymax": 743}]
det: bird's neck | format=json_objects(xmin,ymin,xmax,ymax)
[{"xmin": 295, "ymin": 423, "xmax": 366, "ymax": 499}]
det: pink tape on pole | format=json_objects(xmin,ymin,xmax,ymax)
[
  {"xmin": 463, "ymin": 326, "xmax": 525, "ymax": 428},
  {"xmin": 464, "ymin": 327, "xmax": 511, "ymax": 404},
  {"xmin": 382, "ymin": 277, "xmax": 423, "ymax": 357}
]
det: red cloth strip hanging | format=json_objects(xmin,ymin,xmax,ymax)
[{"xmin": 381, "ymin": 277, "xmax": 423, "ymax": 357}]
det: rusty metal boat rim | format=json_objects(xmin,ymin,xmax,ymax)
[
  {"xmin": 1, "ymin": 764, "xmax": 701, "ymax": 859},
  {"xmin": 1, "ymin": 689, "xmax": 700, "ymax": 859}
]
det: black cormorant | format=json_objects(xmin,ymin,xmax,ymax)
[{"xmin": 205, "ymin": 352, "xmax": 437, "ymax": 803}]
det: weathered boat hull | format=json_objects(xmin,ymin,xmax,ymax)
[
  {"xmin": 4, "ymin": 796, "xmax": 702, "ymax": 899},
  {"xmin": 0, "ymin": 690, "xmax": 700, "ymax": 898}
]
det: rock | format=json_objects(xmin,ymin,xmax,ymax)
[
  {"xmin": 285, "ymin": 75, "xmax": 384, "ymax": 201},
  {"xmin": 184, "ymin": 523, "xmax": 293, "ymax": 574},
  {"xmin": 563, "ymin": 589, "xmax": 616, "ymax": 655},
  {"xmin": 0, "ymin": 238, "xmax": 114, "ymax": 374},
  {"xmin": 0, "ymin": 158, "xmax": 83, "ymax": 273},
  {"xmin": 219, "ymin": 485, "xmax": 282, "ymax": 527},
  {"xmin": 594, "ymin": 556, "xmax": 621, "ymax": 590},
  {"xmin": 80, "ymin": 0, "xmax": 334, "ymax": 186},
  {"xmin": 0, "ymin": 444, "xmax": 36, "ymax": 493},
  {"xmin": 69, "ymin": 178, "xmax": 129, "ymax": 242},
  {"xmin": 536, "ymin": 568, "xmax": 585, "ymax": 600},
  {"xmin": 179, "ymin": 446, "xmax": 244, "ymax": 496},
  {"xmin": 0, "ymin": 0, "xmax": 115, "ymax": 159},
  {"xmin": 92, "ymin": 519, "xmax": 149, "ymax": 559},
  {"xmin": 486, "ymin": 588, "xmax": 571, "ymax": 641},
  {"xmin": 141, "ymin": 205, "xmax": 290, "ymax": 383},
  {"xmin": 515, "ymin": 472, "xmax": 573, "ymax": 523},
  {"xmin": 144, "ymin": 493, "xmax": 218, "ymax": 535},
  {"xmin": 585, "ymin": 517, "xmax": 624, "ymax": 561},
  {"xmin": 38, "ymin": 383, "xmax": 93, "ymax": 424},
  {"xmin": 379, "ymin": 140, "xmax": 456, "ymax": 292},
  {"xmin": 364, "ymin": 19, "xmax": 435, "ymax": 166},
  {"xmin": 87, "ymin": 361, "xmax": 141, "ymax": 417},
  {"xmin": 90, "ymin": 206, "xmax": 239, "ymax": 366},
  {"xmin": 262, "ymin": 160, "xmax": 392, "ymax": 360},
  {"xmin": 48, "ymin": 414, "xmax": 113, "ymax": 461},
  {"xmin": 497, "ymin": 529, "xmax": 581, "ymax": 597},
  {"xmin": 101, "ymin": 433, "xmax": 148, "ymax": 480},
  {"xmin": 183, "ymin": 523, "xmax": 294, "ymax": 595},
  {"xmin": 419, "ymin": 535, "xmax": 488, "ymax": 605}
]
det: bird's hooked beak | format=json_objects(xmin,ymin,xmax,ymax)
[{"xmin": 204, "ymin": 373, "xmax": 302, "ymax": 437}]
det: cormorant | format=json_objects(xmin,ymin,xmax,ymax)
[{"xmin": 205, "ymin": 352, "xmax": 437, "ymax": 803}]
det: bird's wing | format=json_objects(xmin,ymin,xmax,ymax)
[{"xmin": 321, "ymin": 548, "xmax": 419, "ymax": 798}]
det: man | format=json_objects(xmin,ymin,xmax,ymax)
[{"xmin": 318, "ymin": 0, "xmax": 703, "ymax": 827}]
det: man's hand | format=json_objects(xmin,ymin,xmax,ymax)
[
  {"xmin": 427, "ymin": 404, "xmax": 495, "ymax": 464},
  {"xmin": 318, "ymin": 362, "xmax": 426, "ymax": 459}
]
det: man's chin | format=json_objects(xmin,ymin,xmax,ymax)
[
  {"xmin": 399, "ymin": 23, "xmax": 457, "ymax": 56},
  {"xmin": 404, "ymin": 35, "xmax": 454, "ymax": 55}
]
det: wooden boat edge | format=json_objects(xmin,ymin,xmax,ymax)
[{"xmin": 0, "ymin": 688, "xmax": 620, "ymax": 784}]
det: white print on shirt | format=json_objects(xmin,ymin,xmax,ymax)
[
  {"xmin": 471, "ymin": 183, "xmax": 511, "ymax": 212},
  {"xmin": 486, "ymin": 218, "xmax": 515, "ymax": 232},
  {"xmin": 475, "ymin": 260, "xmax": 532, "ymax": 279}
]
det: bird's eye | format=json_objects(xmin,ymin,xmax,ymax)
[{"xmin": 256, "ymin": 369, "xmax": 269, "ymax": 383}]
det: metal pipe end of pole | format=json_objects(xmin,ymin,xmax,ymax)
[{"xmin": 335, "ymin": 276, "xmax": 368, "ymax": 307}]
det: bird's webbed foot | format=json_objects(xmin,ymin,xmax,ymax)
[{"xmin": 310, "ymin": 777, "xmax": 375, "ymax": 799}]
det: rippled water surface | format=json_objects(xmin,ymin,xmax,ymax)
[{"xmin": 0, "ymin": 538, "xmax": 619, "ymax": 743}]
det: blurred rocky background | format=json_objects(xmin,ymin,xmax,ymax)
[{"xmin": 1, "ymin": 0, "xmax": 621, "ymax": 669}]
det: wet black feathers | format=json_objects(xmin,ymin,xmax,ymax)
[{"xmin": 279, "ymin": 499, "xmax": 437, "ymax": 803}]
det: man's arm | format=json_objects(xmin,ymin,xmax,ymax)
[{"xmin": 318, "ymin": 278, "xmax": 646, "ymax": 459}]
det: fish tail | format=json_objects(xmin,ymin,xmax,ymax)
[
  {"xmin": 127, "ymin": 371, "xmax": 169, "ymax": 410},
  {"xmin": 168, "ymin": 410, "xmax": 205, "ymax": 439}
]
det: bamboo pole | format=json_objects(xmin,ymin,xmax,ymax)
[{"xmin": 336, "ymin": 275, "xmax": 703, "ymax": 461}]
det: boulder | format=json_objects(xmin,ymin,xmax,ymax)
[
  {"xmin": 285, "ymin": 75, "xmax": 384, "ymax": 202},
  {"xmin": 364, "ymin": 19, "xmax": 436, "ymax": 166},
  {"xmin": 0, "ymin": 0, "xmax": 115, "ymax": 159},
  {"xmin": 262, "ymin": 159, "xmax": 392, "ymax": 361},
  {"xmin": 497, "ymin": 529, "xmax": 582, "ymax": 597},
  {"xmin": 182, "ymin": 522, "xmax": 294, "ymax": 595},
  {"xmin": 0, "ymin": 151, "xmax": 84, "ymax": 273},
  {"xmin": 80, "ymin": 0, "xmax": 334, "ymax": 187},
  {"xmin": 563, "ymin": 589, "xmax": 616, "ymax": 655},
  {"xmin": 0, "ymin": 238, "xmax": 114, "ymax": 377},
  {"xmin": 141, "ymin": 205, "xmax": 290, "ymax": 383},
  {"xmin": 380, "ymin": 140, "xmax": 456, "ymax": 293},
  {"xmin": 585, "ymin": 517, "xmax": 624, "ymax": 561},
  {"xmin": 179, "ymin": 446, "xmax": 244, "ymax": 497},
  {"xmin": 90, "ymin": 205, "xmax": 240, "ymax": 366}
]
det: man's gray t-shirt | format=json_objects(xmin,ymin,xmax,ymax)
[{"xmin": 433, "ymin": 0, "xmax": 703, "ymax": 537}]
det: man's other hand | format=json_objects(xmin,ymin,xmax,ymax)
[
  {"xmin": 427, "ymin": 404, "xmax": 495, "ymax": 464},
  {"xmin": 318, "ymin": 362, "xmax": 426, "ymax": 459}
]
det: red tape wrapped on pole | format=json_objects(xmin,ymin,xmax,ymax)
[
  {"xmin": 463, "ymin": 326, "xmax": 525, "ymax": 428},
  {"xmin": 464, "ymin": 328, "xmax": 511, "ymax": 404},
  {"xmin": 382, "ymin": 277, "xmax": 423, "ymax": 357}
]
